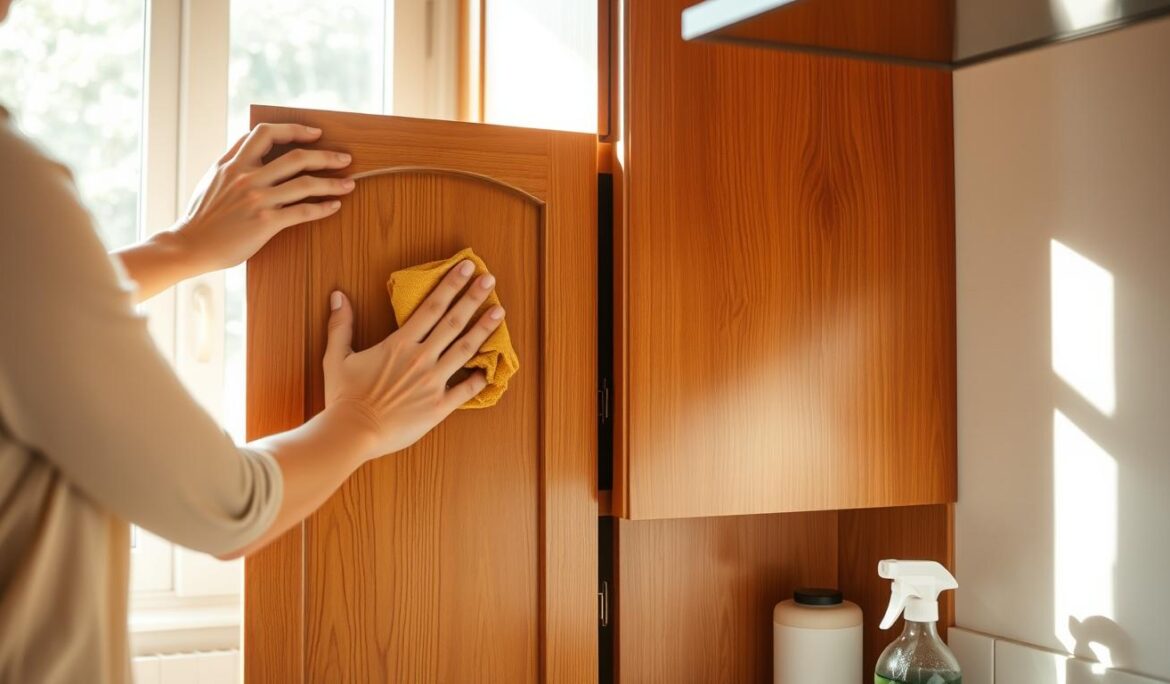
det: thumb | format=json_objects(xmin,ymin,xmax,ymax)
[{"xmin": 324, "ymin": 290, "xmax": 354, "ymax": 366}]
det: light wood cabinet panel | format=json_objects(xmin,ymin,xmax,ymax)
[
  {"xmin": 615, "ymin": 512, "xmax": 839, "ymax": 683},
  {"xmin": 614, "ymin": 0, "xmax": 956, "ymax": 519},
  {"xmin": 245, "ymin": 107, "xmax": 598, "ymax": 683},
  {"xmin": 244, "ymin": 217, "xmax": 309, "ymax": 684}
]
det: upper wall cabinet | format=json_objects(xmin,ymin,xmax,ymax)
[
  {"xmin": 680, "ymin": 0, "xmax": 1170, "ymax": 68},
  {"xmin": 610, "ymin": 0, "xmax": 957, "ymax": 519},
  {"xmin": 244, "ymin": 107, "xmax": 598, "ymax": 683}
]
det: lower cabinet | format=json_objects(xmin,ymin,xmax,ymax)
[{"xmin": 610, "ymin": 505, "xmax": 952, "ymax": 683}]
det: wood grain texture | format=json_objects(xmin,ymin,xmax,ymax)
[
  {"xmin": 697, "ymin": 0, "xmax": 955, "ymax": 66},
  {"xmin": 620, "ymin": 0, "xmax": 956, "ymax": 519},
  {"xmin": 616, "ymin": 512, "xmax": 839, "ymax": 683},
  {"xmin": 456, "ymin": 0, "xmax": 480, "ymax": 122},
  {"xmin": 305, "ymin": 172, "xmax": 542, "ymax": 683},
  {"xmin": 243, "ymin": 213, "xmax": 307, "ymax": 684},
  {"xmin": 838, "ymin": 504, "xmax": 954, "ymax": 675},
  {"xmin": 244, "ymin": 107, "xmax": 597, "ymax": 683},
  {"xmin": 544, "ymin": 113, "xmax": 603, "ymax": 684}
]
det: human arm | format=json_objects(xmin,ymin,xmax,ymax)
[{"xmin": 0, "ymin": 125, "xmax": 503, "ymax": 558}]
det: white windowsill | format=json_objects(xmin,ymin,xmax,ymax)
[{"xmin": 129, "ymin": 594, "xmax": 240, "ymax": 657}]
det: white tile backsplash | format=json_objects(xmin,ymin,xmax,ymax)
[
  {"xmin": 990, "ymin": 638, "xmax": 1165, "ymax": 684},
  {"xmin": 950, "ymin": 627, "xmax": 995, "ymax": 684}
]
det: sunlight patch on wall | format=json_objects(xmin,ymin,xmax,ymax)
[
  {"xmin": 1052, "ymin": 409, "xmax": 1118, "ymax": 658},
  {"xmin": 1051, "ymin": 240, "xmax": 1116, "ymax": 415}
]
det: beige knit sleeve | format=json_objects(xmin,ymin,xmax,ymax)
[{"xmin": 0, "ymin": 125, "xmax": 282, "ymax": 557}]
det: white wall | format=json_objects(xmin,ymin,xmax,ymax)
[{"xmin": 954, "ymin": 15, "xmax": 1170, "ymax": 682}]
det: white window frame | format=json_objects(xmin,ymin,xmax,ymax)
[
  {"xmin": 131, "ymin": 0, "xmax": 240, "ymax": 657},
  {"xmin": 130, "ymin": 0, "xmax": 452, "ymax": 656}
]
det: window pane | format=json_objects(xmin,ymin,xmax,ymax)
[
  {"xmin": 224, "ymin": 0, "xmax": 388, "ymax": 441},
  {"xmin": 483, "ymin": 0, "xmax": 597, "ymax": 132},
  {"xmin": 0, "ymin": 0, "xmax": 146, "ymax": 250},
  {"xmin": 228, "ymin": 0, "xmax": 387, "ymax": 138}
]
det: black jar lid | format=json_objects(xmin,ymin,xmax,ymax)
[{"xmin": 793, "ymin": 587, "xmax": 843, "ymax": 606}]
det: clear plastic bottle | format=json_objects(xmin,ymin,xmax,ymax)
[
  {"xmin": 874, "ymin": 560, "xmax": 962, "ymax": 684},
  {"xmin": 874, "ymin": 620, "xmax": 962, "ymax": 684}
]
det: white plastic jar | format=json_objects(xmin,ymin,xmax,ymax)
[{"xmin": 773, "ymin": 587, "xmax": 863, "ymax": 684}]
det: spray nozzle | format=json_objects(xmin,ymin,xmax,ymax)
[{"xmin": 878, "ymin": 559, "xmax": 958, "ymax": 630}]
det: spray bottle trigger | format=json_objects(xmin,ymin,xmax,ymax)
[{"xmin": 879, "ymin": 581, "xmax": 911, "ymax": 630}]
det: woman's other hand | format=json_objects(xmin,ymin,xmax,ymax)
[
  {"xmin": 320, "ymin": 260, "xmax": 506, "ymax": 461},
  {"xmin": 175, "ymin": 123, "xmax": 355, "ymax": 273}
]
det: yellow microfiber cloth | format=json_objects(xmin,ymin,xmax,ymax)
[{"xmin": 387, "ymin": 248, "xmax": 519, "ymax": 409}]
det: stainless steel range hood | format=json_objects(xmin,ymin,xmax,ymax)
[{"xmin": 682, "ymin": 0, "xmax": 1170, "ymax": 68}]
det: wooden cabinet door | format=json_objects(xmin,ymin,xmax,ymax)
[
  {"xmin": 243, "ymin": 107, "xmax": 597, "ymax": 683},
  {"xmin": 612, "ymin": 0, "xmax": 956, "ymax": 519}
]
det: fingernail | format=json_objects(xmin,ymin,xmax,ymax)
[
  {"xmin": 337, "ymin": 153, "xmax": 351, "ymax": 163},
  {"xmin": 480, "ymin": 274, "xmax": 496, "ymax": 289},
  {"xmin": 490, "ymin": 306, "xmax": 505, "ymax": 320},
  {"xmin": 459, "ymin": 260, "xmax": 475, "ymax": 277},
  {"xmin": 330, "ymin": 291, "xmax": 343, "ymax": 310},
  {"xmin": 341, "ymin": 179, "xmax": 355, "ymax": 190},
  {"xmin": 328, "ymin": 200, "xmax": 341, "ymax": 210},
  {"xmin": 307, "ymin": 126, "xmax": 322, "ymax": 134}
]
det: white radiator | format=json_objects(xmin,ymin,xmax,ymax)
[{"xmin": 132, "ymin": 650, "xmax": 239, "ymax": 684}]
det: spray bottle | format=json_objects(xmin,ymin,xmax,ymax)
[{"xmin": 874, "ymin": 560, "xmax": 961, "ymax": 684}]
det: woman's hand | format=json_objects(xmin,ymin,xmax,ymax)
[
  {"xmin": 114, "ymin": 123, "xmax": 355, "ymax": 301},
  {"xmin": 223, "ymin": 262, "xmax": 506, "ymax": 559},
  {"xmin": 320, "ymin": 259, "xmax": 506, "ymax": 461},
  {"xmin": 175, "ymin": 123, "xmax": 355, "ymax": 274}
]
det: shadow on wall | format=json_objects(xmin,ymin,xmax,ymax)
[{"xmin": 955, "ymin": 13, "xmax": 1170, "ymax": 682}]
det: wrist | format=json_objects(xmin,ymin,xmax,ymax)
[
  {"xmin": 111, "ymin": 227, "xmax": 207, "ymax": 301},
  {"xmin": 160, "ymin": 221, "xmax": 216, "ymax": 277},
  {"xmin": 146, "ymin": 226, "xmax": 206, "ymax": 281},
  {"xmin": 318, "ymin": 400, "xmax": 383, "ymax": 465}
]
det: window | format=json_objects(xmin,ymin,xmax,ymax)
[
  {"xmin": 221, "ymin": 0, "xmax": 392, "ymax": 441},
  {"xmin": 2, "ymin": 0, "xmax": 592, "ymax": 661},
  {"xmin": 0, "ymin": 0, "xmax": 145, "ymax": 250},
  {"xmin": 1, "ymin": 0, "xmax": 446, "ymax": 657},
  {"xmin": 227, "ymin": 0, "xmax": 388, "ymax": 134},
  {"xmin": 482, "ymin": 0, "xmax": 597, "ymax": 132}
]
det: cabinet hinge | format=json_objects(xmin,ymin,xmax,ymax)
[
  {"xmin": 598, "ymin": 580, "xmax": 610, "ymax": 627},
  {"xmin": 599, "ymin": 377, "xmax": 611, "ymax": 424}
]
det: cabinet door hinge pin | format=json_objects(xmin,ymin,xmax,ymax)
[{"xmin": 598, "ymin": 580, "xmax": 610, "ymax": 627}]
